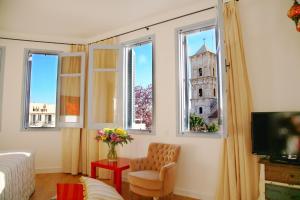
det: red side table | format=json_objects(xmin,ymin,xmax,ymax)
[
  {"xmin": 57, "ymin": 183, "xmax": 83, "ymax": 200},
  {"xmin": 91, "ymin": 158, "xmax": 130, "ymax": 194}
]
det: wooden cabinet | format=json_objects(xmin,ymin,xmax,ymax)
[
  {"xmin": 260, "ymin": 160, "xmax": 300, "ymax": 200},
  {"xmin": 264, "ymin": 162, "xmax": 300, "ymax": 185}
]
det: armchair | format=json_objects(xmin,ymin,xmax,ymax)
[{"xmin": 128, "ymin": 143, "xmax": 181, "ymax": 199}]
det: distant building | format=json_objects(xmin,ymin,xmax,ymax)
[
  {"xmin": 29, "ymin": 103, "xmax": 56, "ymax": 127},
  {"xmin": 190, "ymin": 44, "xmax": 218, "ymax": 124}
]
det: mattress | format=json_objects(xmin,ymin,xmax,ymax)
[{"xmin": 0, "ymin": 151, "xmax": 35, "ymax": 200}]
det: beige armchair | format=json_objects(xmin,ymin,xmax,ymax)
[{"xmin": 128, "ymin": 143, "xmax": 181, "ymax": 199}]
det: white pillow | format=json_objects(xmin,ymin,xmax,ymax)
[{"xmin": 80, "ymin": 176, "xmax": 124, "ymax": 200}]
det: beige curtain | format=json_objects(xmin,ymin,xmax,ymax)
[
  {"xmin": 62, "ymin": 38, "xmax": 118, "ymax": 177},
  {"xmin": 216, "ymin": 1, "xmax": 259, "ymax": 200}
]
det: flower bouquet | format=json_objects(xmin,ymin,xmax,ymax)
[{"xmin": 96, "ymin": 128, "xmax": 133, "ymax": 162}]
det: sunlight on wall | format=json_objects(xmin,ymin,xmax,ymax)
[
  {"xmin": 0, "ymin": 171, "xmax": 5, "ymax": 194},
  {"xmin": 0, "ymin": 152, "xmax": 31, "ymax": 157}
]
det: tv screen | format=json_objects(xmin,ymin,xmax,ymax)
[{"xmin": 252, "ymin": 112, "xmax": 300, "ymax": 160}]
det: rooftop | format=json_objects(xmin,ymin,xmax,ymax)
[{"xmin": 190, "ymin": 44, "xmax": 215, "ymax": 57}]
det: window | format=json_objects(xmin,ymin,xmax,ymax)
[
  {"xmin": 199, "ymin": 107, "xmax": 203, "ymax": 114},
  {"xmin": 199, "ymin": 68, "xmax": 202, "ymax": 76},
  {"xmin": 199, "ymin": 88, "xmax": 203, "ymax": 97},
  {"xmin": 23, "ymin": 52, "xmax": 59, "ymax": 128},
  {"xmin": 88, "ymin": 45, "xmax": 123, "ymax": 130},
  {"xmin": 23, "ymin": 50, "xmax": 86, "ymax": 129},
  {"xmin": 124, "ymin": 37, "xmax": 154, "ymax": 132},
  {"xmin": 177, "ymin": 20, "xmax": 224, "ymax": 134}
]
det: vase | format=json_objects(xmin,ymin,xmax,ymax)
[{"xmin": 107, "ymin": 144, "xmax": 117, "ymax": 162}]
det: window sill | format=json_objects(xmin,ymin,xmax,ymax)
[
  {"xmin": 126, "ymin": 129, "xmax": 154, "ymax": 135},
  {"xmin": 177, "ymin": 131, "xmax": 224, "ymax": 138},
  {"xmin": 21, "ymin": 127, "xmax": 61, "ymax": 132}
]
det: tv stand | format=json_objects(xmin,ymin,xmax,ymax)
[
  {"xmin": 269, "ymin": 156, "xmax": 300, "ymax": 166},
  {"xmin": 260, "ymin": 159, "xmax": 300, "ymax": 199}
]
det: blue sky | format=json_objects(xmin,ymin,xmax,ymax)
[
  {"xmin": 186, "ymin": 28, "xmax": 216, "ymax": 56},
  {"xmin": 30, "ymin": 54, "xmax": 58, "ymax": 104},
  {"xmin": 133, "ymin": 28, "xmax": 215, "ymax": 88},
  {"xmin": 133, "ymin": 42, "xmax": 152, "ymax": 88}
]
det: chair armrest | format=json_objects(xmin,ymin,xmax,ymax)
[
  {"xmin": 159, "ymin": 162, "xmax": 177, "ymax": 181},
  {"xmin": 129, "ymin": 157, "xmax": 148, "ymax": 172}
]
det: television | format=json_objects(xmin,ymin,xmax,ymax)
[{"xmin": 251, "ymin": 112, "xmax": 300, "ymax": 164}]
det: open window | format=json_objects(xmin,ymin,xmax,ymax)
[
  {"xmin": 87, "ymin": 45, "xmax": 123, "ymax": 130},
  {"xmin": 57, "ymin": 52, "xmax": 86, "ymax": 128},
  {"xmin": 123, "ymin": 37, "xmax": 154, "ymax": 132},
  {"xmin": 177, "ymin": 19, "xmax": 225, "ymax": 135},
  {"xmin": 22, "ymin": 50, "xmax": 86, "ymax": 129}
]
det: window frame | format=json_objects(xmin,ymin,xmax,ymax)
[
  {"xmin": 122, "ymin": 35, "xmax": 155, "ymax": 134},
  {"xmin": 22, "ymin": 49, "xmax": 61, "ymax": 131},
  {"xmin": 87, "ymin": 44, "xmax": 124, "ymax": 130},
  {"xmin": 175, "ymin": 19, "xmax": 226, "ymax": 137},
  {"xmin": 56, "ymin": 52, "xmax": 86, "ymax": 128},
  {"xmin": 0, "ymin": 46, "xmax": 5, "ymax": 131}
]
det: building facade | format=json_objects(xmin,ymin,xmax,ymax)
[
  {"xmin": 29, "ymin": 103, "xmax": 56, "ymax": 127},
  {"xmin": 190, "ymin": 44, "xmax": 218, "ymax": 124}
]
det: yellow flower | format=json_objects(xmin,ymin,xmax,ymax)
[
  {"xmin": 115, "ymin": 128, "xmax": 127, "ymax": 135},
  {"xmin": 101, "ymin": 135, "xmax": 107, "ymax": 140}
]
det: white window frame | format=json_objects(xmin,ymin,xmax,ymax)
[
  {"xmin": 122, "ymin": 36, "xmax": 155, "ymax": 134},
  {"xmin": 176, "ymin": 19, "xmax": 227, "ymax": 137},
  {"xmin": 87, "ymin": 44, "xmax": 123, "ymax": 130},
  {"xmin": 22, "ymin": 49, "xmax": 86, "ymax": 130},
  {"xmin": 0, "ymin": 46, "xmax": 5, "ymax": 131},
  {"xmin": 56, "ymin": 52, "xmax": 86, "ymax": 128}
]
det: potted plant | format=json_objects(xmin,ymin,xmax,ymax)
[{"xmin": 96, "ymin": 128, "xmax": 133, "ymax": 162}]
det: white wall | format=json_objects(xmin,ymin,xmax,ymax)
[
  {"xmin": 0, "ymin": 39, "xmax": 69, "ymax": 173},
  {"xmin": 239, "ymin": 0, "xmax": 300, "ymax": 112}
]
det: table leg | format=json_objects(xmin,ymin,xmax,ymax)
[
  {"xmin": 115, "ymin": 169, "xmax": 122, "ymax": 194},
  {"xmin": 113, "ymin": 170, "xmax": 117, "ymax": 184},
  {"xmin": 91, "ymin": 163, "xmax": 96, "ymax": 179}
]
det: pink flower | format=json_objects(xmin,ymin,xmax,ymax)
[{"xmin": 97, "ymin": 130, "xmax": 105, "ymax": 136}]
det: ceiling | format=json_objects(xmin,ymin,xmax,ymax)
[{"xmin": 0, "ymin": 0, "xmax": 201, "ymax": 41}]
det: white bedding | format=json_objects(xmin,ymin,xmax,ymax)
[{"xmin": 0, "ymin": 151, "xmax": 35, "ymax": 200}]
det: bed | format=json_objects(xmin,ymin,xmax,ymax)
[{"xmin": 0, "ymin": 151, "xmax": 35, "ymax": 200}]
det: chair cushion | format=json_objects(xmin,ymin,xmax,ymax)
[
  {"xmin": 80, "ymin": 176, "xmax": 123, "ymax": 200},
  {"xmin": 128, "ymin": 170, "xmax": 162, "ymax": 190}
]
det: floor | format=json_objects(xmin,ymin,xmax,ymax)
[{"xmin": 30, "ymin": 173, "xmax": 198, "ymax": 200}]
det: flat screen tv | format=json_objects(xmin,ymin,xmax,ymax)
[{"xmin": 251, "ymin": 112, "xmax": 300, "ymax": 164}]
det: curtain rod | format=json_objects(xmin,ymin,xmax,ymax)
[
  {"xmin": 0, "ymin": 5, "xmax": 221, "ymax": 46},
  {"xmin": 0, "ymin": 37, "xmax": 76, "ymax": 46},
  {"xmin": 90, "ymin": 6, "xmax": 216, "ymax": 45}
]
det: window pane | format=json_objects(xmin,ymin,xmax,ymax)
[
  {"xmin": 61, "ymin": 56, "xmax": 81, "ymax": 74},
  {"xmin": 28, "ymin": 54, "xmax": 58, "ymax": 128},
  {"xmin": 93, "ymin": 49, "xmax": 118, "ymax": 69},
  {"xmin": 91, "ymin": 72, "xmax": 116, "ymax": 123},
  {"xmin": 182, "ymin": 26, "xmax": 221, "ymax": 133},
  {"xmin": 127, "ymin": 42, "xmax": 153, "ymax": 130},
  {"xmin": 59, "ymin": 76, "xmax": 81, "ymax": 123}
]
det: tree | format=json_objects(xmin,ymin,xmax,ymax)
[{"xmin": 134, "ymin": 84, "xmax": 152, "ymax": 129}]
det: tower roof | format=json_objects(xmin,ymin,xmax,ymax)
[{"xmin": 190, "ymin": 44, "xmax": 215, "ymax": 57}]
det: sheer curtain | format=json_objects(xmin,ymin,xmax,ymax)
[
  {"xmin": 216, "ymin": 1, "xmax": 259, "ymax": 200},
  {"xmin": 62, "ymin": 38, "xmax": 118, "ymax": 177}
]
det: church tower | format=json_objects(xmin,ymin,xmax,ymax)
[{"xmin": 189, "ymin": 44, "xmax": 218, "ymax": 123}]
